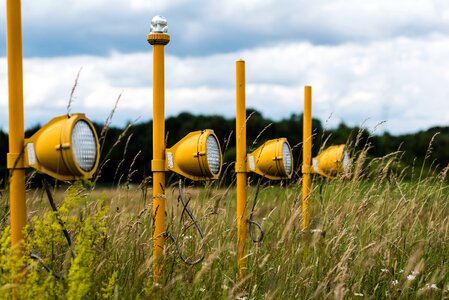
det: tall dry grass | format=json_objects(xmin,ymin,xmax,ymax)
[
  {"xmin": 0, "ymin": 137, "xmax": 448, "ymax": 299},
  {"xmin": 1, "ymin": 109, "xmax": 449, "ymax": 299}
]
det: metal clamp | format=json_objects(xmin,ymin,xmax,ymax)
[
  {"xmin": 151, "ymin": 159, "xmax": 167, "ymax": 172},
  {"xmin": 235, "ymin": 161, "xmax": 248, "ymax": 173},
  {"xmin": 301, "ymin": 164, "xmax": 312, "ymax": 174},
  {"xmin": 7, "ymin": 152, "xmax": 25, "ymax": 169}
]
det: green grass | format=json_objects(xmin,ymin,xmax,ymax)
[{"xmin": 0, "ymin": 150, "xmax": 449, "ymax": 299}]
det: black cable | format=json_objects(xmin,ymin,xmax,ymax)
[
  {"xmin": 178, "ymin": 179, "xmax": 204, "ymax": 240},
  {"xmin": 42, "ymin": 179, "xmax": 76, "ymax": 259},
  {"xmin": 164, "ymin": 178, "xmax": 205, "ymax": 266},
  {"xmin": 28, "ymin": 179, "xmax": 77, "ymax": 280},
  {"xmin": 164, "ymin": 231, "xmax": 203, "ymax": 266},
  {"xmin": 318, "ymin": 177, "xmax": 327, "ymax": 212},
  {"xmin": 29, "ymin": 253, "xmax": 64, "ymax": 280},
  {"xmin": 248, "ymin": 178, "xmax": 264, "ymax": 243},
  {"xmin": 319, "ymin": 179, "xmax": 325, "ymax": 204}
]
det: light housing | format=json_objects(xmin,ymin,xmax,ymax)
[
  {"xmin": 312, "ymin": 144, "xmax": 349, "ymax": 179},
  {"xmin": 24, "ymin": 113, "xmax": 100, "ymax": 181},
  {"xmin": 165, "ymin": 129, "xmax": 222, "ymax": 181},
  {"xmin": 247, "ymin": 138, "xmax": 293, "ymax": 180}
]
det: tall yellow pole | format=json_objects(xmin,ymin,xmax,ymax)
[
  {"xmin": 147, "ymin": 16, "xmax": 170, "ymax": 282},
  {"xmin": 302, "ymin": 86, "xmax": 312, "ymax": 231},
  {"xmin": 235, "ymin": 60, "xmax": 248, "ymax": 279},
  {"xmin": 6, "ymin": 0, "xmax": 27, "ymax": 255}
]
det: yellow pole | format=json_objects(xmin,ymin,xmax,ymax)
[
  {"xmin": 235, "ymin": 60, "xmax": 248, "ymax": 279},
  {"xmin": 302, "ymin": 86, "xmax": 312, "ymax": 231},
  {"xmin": 6, "ymin": 0, "xmax": 27, "ymax": 256},
  {"xmin": 147, "ymin": 18, "xmax": 170, "ymax": 282}
]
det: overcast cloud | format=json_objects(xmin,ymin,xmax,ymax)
[{"xmin": 1, "ymin": 0, "xmax": 449, "ymax": 134}]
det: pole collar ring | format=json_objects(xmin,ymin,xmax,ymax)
[
  {"xmin": 302, "ymin": 165, "xmax": 312, "ymax": 174},
  {"xmin": 152, "ymin": 159, "xmax": 167, "ymax": 172},
  {"xmin": 235, "ymin": 162, "xmax": 248, "ymax": 173},
  {"xmin": 7, "ymin": 152, "xmax": 25, "ymax": 169},
  {"xmin": 147, "ymin": 34, "xmax": 170, "ymax": 45}
]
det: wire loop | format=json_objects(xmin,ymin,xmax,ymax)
[
  {"xmin": 248, "ymin": 177, "xmax": 265, "ymax": 243},
  {"xmin": 165, "ymin": 178, "xmax": 205, "ymax": 266}
]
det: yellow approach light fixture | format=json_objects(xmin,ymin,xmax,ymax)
[
  {"xmin": 165, "ymin": 129, "xmax": 222, "ymax": 181},
  {"xmin": 247, "ymin": 138, "xmax": 293, "ymax": 180},
  {"xmin": 312, "ymin": 144, "xmax": 349, "ymax": 179},
  {"xmin": 24, "ymin": 113, "xmax": 100, "ymax": 181}
]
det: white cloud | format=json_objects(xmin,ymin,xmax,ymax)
[
  {"xmin": 1, "ymin": 34, "xmax": 449, "ymax": 134},
  {"xmin": 2, "ymin": 0, "xmax": 449, "ymax": 58}
]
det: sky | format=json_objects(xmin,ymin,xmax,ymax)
[{"xmin": 1, "ymin": 0, "xmax": 449, "ymax": 135}]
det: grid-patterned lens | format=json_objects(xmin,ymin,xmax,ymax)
[
  {"xmin": 206, "ymin": 135, "xmax": 220, "ymax": 174},
  {"xmin": 282, "ymin": 142, "xmax": 292, "ymax": 174},
  {"xmin": 72, "ymin": 121, "xmax": 97, "ymax": 171}
]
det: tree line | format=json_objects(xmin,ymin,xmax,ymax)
[{"xmin": 1, "ymin": 109, "xmax": 448, "ymax": 186}]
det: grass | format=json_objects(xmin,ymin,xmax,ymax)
[{"xmin": 1, "ymin": 146, "xmax": 449, "ymax": 299}]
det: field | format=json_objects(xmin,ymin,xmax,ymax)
[{"xmin": 1, "ymin": 148, "xmax": 449, "ymax": 299}]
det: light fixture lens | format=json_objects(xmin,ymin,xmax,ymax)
[
  {"xmin": 72, "ymin": 120, "xmax": 97, "ymax": 172},
  {"xmin": 206, "ymin": 135, "xmax": 220, "ymax": 174},
  {"xmin": 282, "ymin": 142, "xmax": 292, "ymax": 174}
]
